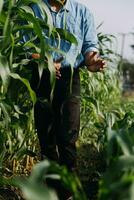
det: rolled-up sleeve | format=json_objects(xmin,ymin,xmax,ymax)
[{"xmin": 82, "ymin": 9, "xmax": 98, "ymax": 55}]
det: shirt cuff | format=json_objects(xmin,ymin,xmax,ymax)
[{"xmin": 83, "ymin": 47, "xmax": 99, "ymax": 55}]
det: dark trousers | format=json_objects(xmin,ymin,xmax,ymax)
[{"xmin": 31, "ymin": 65, "xmax": 80, "ymax": 171}]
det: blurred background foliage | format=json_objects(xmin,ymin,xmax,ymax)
[{"xmin": 0, "ymin": 0, "xmax": 134, "ymax": 200}]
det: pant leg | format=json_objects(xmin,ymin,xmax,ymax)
[
  {"xmin": 59, "ymin": 96, "xmax": 80, "ymax": 170},
  {"xmin": 32, "ymin": 67, "xmax": 59, "ymax": 162},
  {"xmin": 34, "ymin": 100, "xmax": 59, "ymax": 162},
  {"xmin": 54, "ymin": 68, "xmax": 80, "ymax": 171}
]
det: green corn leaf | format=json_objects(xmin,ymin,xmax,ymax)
[
  {"xmin": 130, "ymin": 182, "xmax": 134, "ymax": 200},
  {"xmin": 112, "ymin": 155, "xmax": 134, "ymax": 172},
  {"xmin": 16, "ymin": 0, "xmax": 39, "ymax": 7},
  {"xmin": 18, "ymin": 10, "xmax": 46, "ymax": 63},
  {"xmin": 0, "ymin": 101, "xmax": 11, "ymax": 126},
  {"xmin": 0, "ymin": 54, "xmax": 10, "ymax": 89},
  {"xmin": 20, "ymin": 5, "xmax": 35, "ymax": 15},
  {"xmin": 16, "ymin": 178, "xmax": 58, "ymax": 200},
  {"xmin": 45, "ymin": 52, "xmax": 56, "ymax": 101},
  {"xmin": 0, "ymin": 11, "xmax": 6, "ymax": 24},
  {"xmin": 49, "ymin": 47, "xmax": 65, "ymax": 57},
  {"xmin": 29, "ymin": 160, "xmax": 50, "ymax": 182},
  {"xmin": 18, "ymin": 11, "xmax": 43, "ymax": 40},
  {"xmin": 0, "ymin": 0, "xmax": 4, "ymax": 14},
  {"xmin": 55, "ymin": 28, "xmax": 78, "ymax": 45},
  {"xmin": 13, "ymin": 147, "xmax": 36, "ymax": 161},
  {"xmin": 2, "ymin": 1, "xmax": 13, "ymax": 51},
  {"xmin": 9, "ymin": 73, "xmax": 36, "ymax": 104},
  {"xmin": 23, "ymin": 41, "xmax": 40, "ymax": 53},
  {"xmin": 13, "ymin": 24, "xmax": 34, "ymax": 33},
  {"xmin": 9, "ymin": 34, "xmax": 15, "ymax": 67},
  {"xmin": 38, "ymin": 0, "xmax": 53, "ymax": 36},
  {"xmin": 116, "ymin": 132, "xmax": 133, "ymax": 156},
  {"xmin": 103, "ymin": 156, "xmax": 134, "ymax": 185},
  {"xmin": 0, "ymin": 131, "xmax": 6, "ymax": 168}
]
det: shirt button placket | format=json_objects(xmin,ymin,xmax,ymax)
[{"xmin": 55, "ymin": 12, "xmax": 61, "ymax": 28}]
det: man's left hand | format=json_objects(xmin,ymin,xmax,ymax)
[{"xmin": 85, "ymin": 51, "xmax": 106, "ymax": 72}]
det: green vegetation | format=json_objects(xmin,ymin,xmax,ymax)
[{"xmin": 0, "ymin": 0, "xmax": 134, "ymax": 200}]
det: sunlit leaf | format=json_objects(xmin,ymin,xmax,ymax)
[
  {"xmin": 20, "ymin": 5, "xmax": 35, "ymax": 15},
  {"xmin": 0, "ymin": 0, "xmax": 4, "ymax": 14},
  {"xmin": 0, "ymin": 54, "xmax": 10, "ymax": 89},
  {"xmin": 56, "ymin": 28, "xmax": 78, "ymax": 45},
  {"xmin": 45, "ymin": 52, "xmax": 56, "ymax": 101},
  {"xmin": 38, "ymin": 0, "xmax": 53, "ymax": 36},
  {"xmin": 17, "ymin": 179, "xmax": 58, "ymax": 200}
]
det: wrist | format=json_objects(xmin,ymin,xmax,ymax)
[{"xmin": 84, "ymin": 51, "xmax": 98, "ymax": 66}]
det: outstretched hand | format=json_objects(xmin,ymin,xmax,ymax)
[{"xmin": 85, "ymin": 51, "xmax": 106, "ymax": 72}]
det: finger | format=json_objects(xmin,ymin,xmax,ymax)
[
  {"xmin": 98, "ymin": 64, "xmax": 106, "ymax": 71},
  {"xmin": 92, "ymin": 61, "xmax": 104, "ymax": 68},
  {"xmin": 101, "ymin": 60, "xmax": 106, "ymax": 65},
  {"xmin": 56, "ymin": 72, "xmax": 61, "ymax": 79},
  {"xmin": 93, "ymin": 61, "xmax": 106, "ymax": 72},
  {"xmin": 96, "ymin": 58, "xmax": 104, "ymax": 62},
  {"xmin": 56, "ymin": 75, "xmax": 61, "ymax": 79},
  {"xmin": 95, "ymin": 59, "xmax": 106, "ymax": 67},
  {"xmin": 89, "ymin": 58, "xmax": 105, "ymax": 66},
  {"xmin": 98, "ymin": 63, "xmax": 107, "ymax": 71},
  {"xmin": 54, "ymin": 62, "xmax": 61, "ymax": 69},
  {"xmin": 56, "ymin": 69, "xmax": 61, "ymax": 76},
  {"xmin": 56, "ymin": 70, "xmax": 61, "ymax": 75},
  {"xmin": 100, "ymin": 61, "xmax": 107, "ymax": 69},
  {"xmin": 95, "ymin": 58, "xmax": 106, "ymax": 66}
]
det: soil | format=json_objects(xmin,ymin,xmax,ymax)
[{"xmin": 0, "ymin": 188, "xmax": 24, "ymax": 200}]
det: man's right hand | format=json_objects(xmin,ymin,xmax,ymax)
[
  {"xmin": 31, "ymin": 53, "xmax": 62, "ymax": 79},
  {"xmin": 53, "ymin": 56, "xmax": 64, "ymax": 79},
  {"xmin": 54, "ymin": 62, "xmax": 61, "ymax": 79}
]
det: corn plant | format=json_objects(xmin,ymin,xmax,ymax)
[
  {"xmin": 0, "ymin": 1, "xmax": 87, "ymax": 199},
  {"xmin": 1, "ymin": 1, "xmax": 133, "ymax": 200},
  {"xmin": 80, "ymin": 32, "xmax": 121, "ymax": 148},
  {"xmin": 77, "ymin": 32, "xmax": 125, "ymax": 199},
  {"xmin": 98, "ymin": 108, "xmax": 134, "ymax": 200},
  {"xmin": 15, "ymin": 160, "xmax": 87, "ymax": 200},
  {"xmin": 0, "ymin": 0, "xmax": 77, "ymax": 174}
]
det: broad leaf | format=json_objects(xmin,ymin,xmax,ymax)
[
  {"xmin": 0, "ymin": 54, "xmax": 10, "ymax": 89},
  {"xmin": 56, "ymin": 28, "xmax": 78, "ymax": 45},
  {"xmin": 0, "ymin": 0, "xmax": 4, "ymax": 14},
  {"xmin": 16, "ymin": 179, "xmax": 58, "ymax": 200},
  {"xmin": 10, "ymin": 73, "xmax": 36, "ymax": 104}
]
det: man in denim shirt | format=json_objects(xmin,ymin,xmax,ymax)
[{"xmin": 30, "ymin": 0, "xmax": 105, "ymax": 190}]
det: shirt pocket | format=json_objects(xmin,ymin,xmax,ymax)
[
  {"xmin": 65, "ymin": 15, "xmax": 83, "ymax": 55},
  {"xmin": 66, "ymin": 15, "xmax": 83, "ymax": 41},
  {"xmin": 60, "ymin": 15, "xmax": 83, "ymax": 65}
]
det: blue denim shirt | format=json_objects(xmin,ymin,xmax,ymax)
[{"xmin": 29, "ymin": 0, "xmax": 98, "ymax": 68}]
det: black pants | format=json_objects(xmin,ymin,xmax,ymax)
[{"xmin": 31, "ymin": 65, "xmax": 80, "ymax": 171}]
